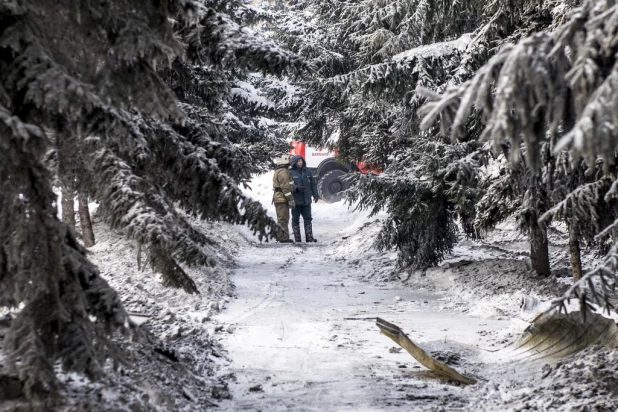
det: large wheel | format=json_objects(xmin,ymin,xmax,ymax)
[{"xmin": 318, "ymin": 169, "xmax": 350, "ymax": 203}]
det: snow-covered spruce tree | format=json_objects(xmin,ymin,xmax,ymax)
[
  {"xmin": 265, "ymin": 0, "xmax": 575, "ymax": 269},
  {"xmin": 0, "ymin": 0, "xmax": 304, "ymax": 397},
  {"xmin": 258, "ymin": 2, "xmax": 477, "ymax": 269},
  {"xmin": 270, "ymin": 0, "xmax": 574, "ymax": 155},
  {"xmin": 473, "ymin": 149, "xmax": 553, "ymax": 277},
  {"xmin": 256, "ymin": 0, "xmax": 349, "ymax": 148},
  {"xmin": 541, "ymin": 155, "xmax": 618, "ymax": 281},
  {"xmin": 226, "ymin": 74, "xmax": 289, "ymax": 173},
  {"xmin": 242, "ymin": 2, "xmax": 316, "ymax": 162},
  {"xmin": 390, "ymin": 0, "xmax": 581, "ymax": 274},
  {"xmin": 419, "ymin": 0, "xmax": 618, "ymax": 311},
  {"xmin": 347, "ymin": 137, "xmax": 488, "ymax": 268},
  {"xmin": 200, "ymin": 1, "xmax": 297, "ymax": 171}
]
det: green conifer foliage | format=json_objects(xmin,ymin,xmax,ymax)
[
  {"xmin": 267, "ymin": 0, "xmax": 572, "ymax": 269},
  {"xmin": 420, "ymin": 0, "xmax": 618, "ymax": 312},
  {"xmin": 0, "ymin": 0, "xmax": 304, "ymax": 396}
]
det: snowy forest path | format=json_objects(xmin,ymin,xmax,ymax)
[{"xmin": 214, "ymin": 231, "xmax": 510, "ymax": 411}]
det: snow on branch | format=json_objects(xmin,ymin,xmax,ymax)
[
  {"xmin": 231, "ymin": 80, "xmax": 276, "ymax": 110},
  {"xmin": 540, "ymin": 178, "xmax": 612, "ymax": 231},
  {"xmin": 198, "ymin": 9, "xmax": 308, "ymax": 76},
  {"xmin": 419, "ymin": 0, "xmax": 618, "ymax": 171},
  {"xmin": 322, "ymin": 52, "xmax": 461, "ymax": 101},
  {"xmin": 90, "ymin": 145, "xmax": 219, "ymax": 269},
  {"xmin": 392, "ymin": 33, "xmax": 473, "ymax": 62},
  {"xmin": 417, "ymin": 0, "xmax": 618, "ymax": 315},
  {"xmin": 552, "ymin": 241, "xmax": 618, "ymax": 317},
  {"xmin": 1, "ymin": 104, "xmax": 128, "ymax": 395}
]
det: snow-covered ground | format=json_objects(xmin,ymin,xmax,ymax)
[
  {"xmin": 3, "ymin": 173, "xmax": 616, "ymax": 411},
  {"xmin": 212, "ymin": 172, "xmax": 618, "ymax": 411},
  {"xmin": 1, "ymin": 210, "xmax": 243, "ymax": 411},
  {"xmin": 213, "ymin": 175, "xmax": 507, "ymax": 410},
  {"xmin": 213, "ymin": 240, "xmax": 510, "ymax": 411}
]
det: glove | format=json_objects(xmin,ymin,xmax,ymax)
[
  {"xmin": 313, "ymin": 197, "xmax": 319, "ymax": 203},
  {"xmin": 289, "ymin": 200, "xmax": 296, "ymax": 209}
]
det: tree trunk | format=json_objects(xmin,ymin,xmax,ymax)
[
  {"xmin": 530, "ymin": 226, "xmax": 551, "ymax": 278},
  {"xmin": 148, "ymin": 245, "xmax": 199, "ymax": 294},
  {"xmin": 78, "ymin": 193, "xmax": 95, "ymax": 247},
  {"xmin": 61, "ymin": 186, "xmax": 76, "ymax": 226},
  {"xmin": 568, "ymin": 224, "xmax": 583, "ymax": 282},
  {"xmin": 137, "ymin": 242, "xmax": 143, "ymax": 272}
]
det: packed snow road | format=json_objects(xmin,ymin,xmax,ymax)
[{"xmin": 214, "ymin": 198, "xmax": 510, "ymax": 411}]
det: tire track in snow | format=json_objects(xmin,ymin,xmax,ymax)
[{"xmin": 226, "ymin": 281, "xmax": 279, "ymax": 325}]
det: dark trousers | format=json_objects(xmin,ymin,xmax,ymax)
[{"xmin": 291, "ymin": 204, "xmax": 312, "ymax": 225}]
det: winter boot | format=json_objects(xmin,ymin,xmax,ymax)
[
  {"xmin": 304, "ymin": 222, "xmax": 317, "ymax": 243},
  {"xmin": 279, "ymin": 239, "xmax": 294, "ymax": 244},
  {"xmin": 292, "ymin": 222, "xmax": 302, "ymax": 242}
]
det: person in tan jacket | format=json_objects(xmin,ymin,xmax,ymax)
[{"xmin": 272, "ymin": 155, "xmax": 296, "ymax": 243}]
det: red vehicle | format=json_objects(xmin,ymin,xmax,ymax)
[{"xmin": 289, "ymin": 141, "xmax": 372, "ymax": 203}]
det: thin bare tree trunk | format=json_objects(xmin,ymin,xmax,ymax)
[
  {"xmin": 78, "ymin": 193, "xmax": 95, "ymax": 247},
  {"xmin": 568, "ymin": 224, "xmax": 583, "ymax": 282},
  {"xmin": 137, "ymin": 242, "xmax": 143, "ymax": 272},
  {"xmin": 61, "ymin": 186, "xmax": 76, "ymax": 226},
  {"xmin": 530, "ymin": 226, "xmax": 551, "ymax": 278}
]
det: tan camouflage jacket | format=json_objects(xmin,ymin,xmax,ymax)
[{"xmin": 273, "ymin": 166, "xmax": 294, "ymax": 204}]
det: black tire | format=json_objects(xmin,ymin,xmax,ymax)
[{"xmin": 318, "ymin": 169, "xmax": 350, "ymax": 203}]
